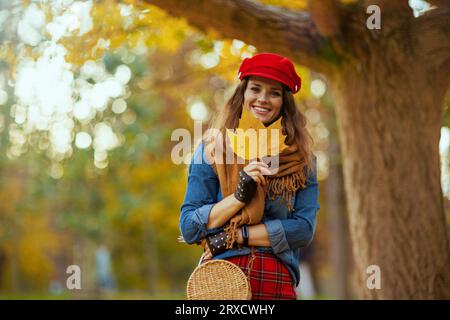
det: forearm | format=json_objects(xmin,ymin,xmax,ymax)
[
  {"xmin": 207, "ymin": 164, "xmax": 266, "ymax": 230},
  {"xmin": 206, "ymin": 194, "xmax": 245, "ymax": 229},
  {"xmin": 203, "ymin": 223, "xmax": 271, "ymax": 259},
  {"xmin": 237, "ymin": 223, "xmax": 271, "ymax": 247}
]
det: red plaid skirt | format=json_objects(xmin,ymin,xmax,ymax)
[{"xmin": 225, "ymin": 252, "xmax": 297, "ymax": 300}]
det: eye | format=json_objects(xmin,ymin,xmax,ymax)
[
  {"xmin": 250, "ymin": 87, "xmax": 259, "ymax": 92},
  {"xmin": 271, "ymin": 91, "xmax": 281, "ymax": 97}
]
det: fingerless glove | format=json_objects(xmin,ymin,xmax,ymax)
[
  {"xmin": 205, "ymin": 231, "xmax": 229, "ymax": 256},
  {"xmin": 234, "ymin": 169, "xmax": 257, "ymax": 204}
]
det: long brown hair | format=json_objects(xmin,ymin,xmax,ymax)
[{"xmin": 204, "ymin": 77, "xmax": 315, "ymax": 184}]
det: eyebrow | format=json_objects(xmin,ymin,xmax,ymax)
[{"xmin": 250, "ymin": 83, "xmax": 282, "ymax": 91}]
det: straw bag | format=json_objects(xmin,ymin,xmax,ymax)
[{"xmin": 186, "ymin": 259, "xmax": 252, "ymax": 300}]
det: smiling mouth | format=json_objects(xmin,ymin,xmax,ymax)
[{"xmin": 252, "ymin": 105, "xmax": 271, "ymax": 115}]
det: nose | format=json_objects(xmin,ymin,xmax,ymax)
[{"xmin": 257, "ymin": 91, "xmax": 268, "ymax": 104}]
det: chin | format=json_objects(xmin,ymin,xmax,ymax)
[
  {"xmin": 260, "ymin": 115, "xmax": 274, "ymax": 123},
  {"xmin": 251, "ymin": 110, "xmax": 272, "ymax": 123}
]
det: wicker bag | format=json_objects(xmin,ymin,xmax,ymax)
[{"xmin": 186, "ymin": 259, "xmax": 252, "ymax": 300}]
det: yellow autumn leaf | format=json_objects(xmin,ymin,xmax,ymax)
[{"xmin": 226, "ymin": 107, "xmax": 287, "ymax": 161}]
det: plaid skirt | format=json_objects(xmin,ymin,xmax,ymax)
[{"xmin": 225, "ymin": 251, "xmax": 297, "ymax": 300}]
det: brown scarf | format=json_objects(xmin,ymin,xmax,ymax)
[{"xmin": 204, "ymin": 130, "xmax": 306, "ymax": 249}]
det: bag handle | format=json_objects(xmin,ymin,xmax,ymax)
[{"xmin": 245, "ymin": 246, "xmax": 256, "ymax": 282}]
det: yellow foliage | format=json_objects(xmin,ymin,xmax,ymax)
[
  {"xmin": 259, "ymin": 0, "xmax": 307, "ymax": 10},
  {"xmin": 260, "ymin": 0, "xmax": 356, "ymax": 9},
  {"xmin": 18, "ymin": 213, "xmax": 63, "ymax": 289},
  {"xmin": 0, "ymin": 44, "xmax": 18, "ymax": 78},
  {"xmin": 0, "ymin": 0, "xmax": 323, "ymax": 293}
]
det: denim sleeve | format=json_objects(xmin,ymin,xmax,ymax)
[
  {"xmin": 264, "ymin": 160, "xmax": 320, "ymax": 254},
  {"xmin": 179, "ymin": 143, "xmax": 221, "ymax": 244}
]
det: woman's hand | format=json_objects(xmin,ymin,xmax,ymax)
[
  {"xmin": 234, "ymin": 161, "xmax": 273, "ymax": 204},
  {"xmin": 243, "ymin": 161, "xmax": 272, "ymax": 187},
  {"xmin": 201, "ymin": 245, "xmax": 213, "ymax": 262}
]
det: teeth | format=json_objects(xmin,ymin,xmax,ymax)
[{"xmin": 253, "ymin": 106, "xmax": 270, "ymax": 113}]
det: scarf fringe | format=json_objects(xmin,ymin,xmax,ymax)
[
  {"xmin": 267, "ymin": 171, "xmax": 306, "ymax": 211},
  {"xmin": 224, "ymin": 220, "xmax": 238, "ymax": 249},
  {"xmin": 223, "ymin": 171, "xmax": 306, "ymax": 247}
]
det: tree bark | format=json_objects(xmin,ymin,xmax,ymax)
[
  {"xmin": 412, "ymin": 8, "xmax": 450, "ymax": 85},
  {"xmin": 330, "ymin": 5, "xmax": 450, "ymax": 298},
  {"xmin": 332, "ymin": 46, "xmax": 450, "ymax": 298},
  {"xmin": 427, "ymin": 0, "xmax": 450, "ymax": 8},
  {"xmin": 144, "ymin": 0, "xmax": 450, "ymax": 298}
]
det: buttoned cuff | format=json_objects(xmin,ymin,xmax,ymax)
[
  {"xmin": 192, "ymin": 203, "xmax": 215, "ymax": 232},
  {"xmin": 264, "ymin": 219, "xmax": 290, "ymax": 254}
]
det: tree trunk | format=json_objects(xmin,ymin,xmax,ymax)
[{"xmin": 332, "ymin": 48, "xmax": 450, "ymax": 298}]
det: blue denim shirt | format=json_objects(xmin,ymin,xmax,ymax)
[{"xmin": 179, "ymin": 143, "xmax": 320, "ymax": 286}]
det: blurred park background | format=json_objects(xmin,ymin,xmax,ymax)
[{"xmin": 0, "ymin": 0, "xmax": 448, "ymax": 299}]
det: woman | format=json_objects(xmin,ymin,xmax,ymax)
[{"xmin": 180, "ymin": 52, "xmax": 320, "ymax": 300}]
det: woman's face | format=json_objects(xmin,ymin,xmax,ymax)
[{"xmin": 243, "ymin": 76, "xmax": 283, "ymax": 125}]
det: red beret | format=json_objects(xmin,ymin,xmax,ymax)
[{"xmin": 238, "ymin": 53, "xmax": 301, "ymax": 94}]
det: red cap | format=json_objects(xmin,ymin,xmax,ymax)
[{"xmin": 238, "ymin": 53, "xmax": 301, "ymax": 94}]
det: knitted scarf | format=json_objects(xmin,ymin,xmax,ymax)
[{"xmin": 204, "ymin": 107, "xmax": 307, "ymax": 248}]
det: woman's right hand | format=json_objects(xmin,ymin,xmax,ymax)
[
  {"xmin": 243, "ymin": 161, "xmax": 272, "ymax": 187},
  {"xmin": 234, "ymin": 161, "xmax": 272, "ymax": 204}
]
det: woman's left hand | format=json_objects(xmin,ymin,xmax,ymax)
[{"xmin": 201, "ymin": 244, "xmax": 213, "ymax": 262}]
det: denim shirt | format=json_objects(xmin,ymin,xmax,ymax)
[{"xmin": 179, "ymin": 143, "xmax": 320, "ymax": 286}]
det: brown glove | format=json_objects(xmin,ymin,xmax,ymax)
[
  {"xmin": 234, "ymin": 169, "xmax": 257, "ymax": 204},
  {"xmin": 205, "ymin": 230, "xmax": 230, "ymax": 256}
]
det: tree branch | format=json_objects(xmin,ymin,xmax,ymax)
[
  {"xmin": 144, "ymin": 0, "xmax": 337, "ymax": 74},
  {"xmin": 308, "ymin": 0, "xmax": 342, "ymax": 39},
  {"xmin": 362, "ymin": 0, "xmax": 413, "ymax": 20},
  {"xmin": 363, "ymin": 0, "xmax": 412, "ymax": 12},
  {"xmin": 308, "ymin": 0, "xmax": 349, "ymax": 58},
  {"xmin": 412, "ymin": 7, "xmax": 450, "ymax": 85}
]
